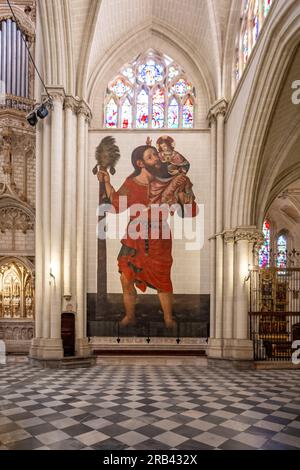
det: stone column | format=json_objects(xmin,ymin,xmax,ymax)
[
  {"xmin": 30, "ymin": 121, "xmax": 43, "ymax": 357},
  {"xmin": 231, "ymin": 227, "xmax": 262, "ymax": 361},
  {"xmin": 42, "ymin": 118, "xmax": 51, "ymax": 340},
  {"xmin": 49, "ymin": 91, "xmax": 64, "ymax": 351},
  {"xmin": 223, "ymin": 231, "xmax": 235, "ymax": 341},
  {"xmin": 63, "ymin": 96, "xmax": 78, "ymax": 302},
  {"xmin": 30, "ymin": 88, "xmax": 65, "ymax": 361},
  {"xmin": 208, "ymin": 112, "xmax": 216, "ymax": 339},
  {"xmin": 75, "ymin": 101, "xmax": 92, "ymax": 357},
  {"xmin": 215, "ymin": 102, "xmax": 227, "ymax": 339},
  {"xmin": 207, "ymin": 99, "xmax": 227, "ymax": 358}
]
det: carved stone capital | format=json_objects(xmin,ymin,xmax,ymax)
[
  {"xmin": 76, "ymin": 100, "xmax": 92, "ymax": 123},
  {"xmin": 234, "ymin": 227, "xmax": 264, "ymax": 244},
  {"xmin": 223, "ymin": 230, "xmax": 235, "ymax": 244},
  {"xmin": 64, "ymin": 96, "xmax": 78, "ymax": 113},
  {"xmin": 207, "ymin": 98, "xmax": 228, "ymax": 124},
  {"xmin": 45, "ymin": 87, "xmax": 65, "ymax": 106}
]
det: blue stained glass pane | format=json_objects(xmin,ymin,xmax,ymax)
[
  {"xmin": 171, "ymin": 78, "xmax": 192, "ymax": 97},
  {"xmin": 259, "ymin": 220, "xmax": 270, "ymax": 268},
  {"xmin": 110, "ymin": 78, "xmax": 131, "ymax": 97},
  {"xmin": 168, "ymin": 98, "xmax": 179, "ymax": 128},
  {"xmin": 137, "ymin": 60, "xmax": 164, "ymax": 86},
  {"xmin": 136, "ymin": 90, "xmax": 149, "ymax": 128},
  {"xmin": 105, "ymin": 98, "xmax": 118, "ymax": 128},
  {"xmin": 182, "ymin": 96, "xmax": 193, "ymax": 128},
  {"xmin": 277, "ymin": 235, "xmax": 287, "ymax": 268}
]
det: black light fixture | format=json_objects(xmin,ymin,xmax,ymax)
[
  {"xmin": 36, "ymin": 103, "xmax": 49, "ymax": 119},
  {"xmin": 26, "ymin": 98, "xmax": 52, "ymax": 126},
  {"xmin": 26, "ymin": 110, "xmax": 39, "ymax": 126}
]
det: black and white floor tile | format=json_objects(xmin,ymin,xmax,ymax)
[{"xmin": 0, "ymin": 364, "xmax": 299, "ymax": 450}]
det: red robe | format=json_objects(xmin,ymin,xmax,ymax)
[{"xmin": 111, "ymin": 176, "xmax": 197, "ymax": 293}]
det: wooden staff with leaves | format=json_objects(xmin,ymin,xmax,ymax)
[{"xmin": 92, "ymin": 136, "xmax": 121, "ymax": 314}]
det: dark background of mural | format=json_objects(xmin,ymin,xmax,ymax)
[{"xmin": 87, "ymin": 294, "xmax": 210, "ymax": 338}]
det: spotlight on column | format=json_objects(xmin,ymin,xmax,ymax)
[
  {"xmin": 26, "ymin": 110, "xmax": 38, "ymax": 126},
  {"xmin": 37, "ymin": 103, "xmax": 49, "ymax": 119},
  {"xmin": 26, "ymin": 97, "xmax": 53, "ymax": 126}
]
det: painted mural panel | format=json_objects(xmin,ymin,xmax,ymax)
[{"xmin": 87, "ymin": 132, "xmax": 210, "ymax": 339}]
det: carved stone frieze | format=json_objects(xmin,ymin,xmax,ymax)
[
  {"xmin": 0, "ymin": 207, "xmax": 34, "ymax": 233},
  {"xmin": 234, "ymin": 228, "xmax": 264, "ymax": 244},
  {"xmin": 0, "ymin": 321, "xmax": 34, "ymax": 341}
]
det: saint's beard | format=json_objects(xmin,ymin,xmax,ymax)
[{"xmin": 143, "ymin": 162, "xmax": 162, "ymax": 177}]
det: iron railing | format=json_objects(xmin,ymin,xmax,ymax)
[{"xmin": 250, "ymin": 312, "xmax": 300, "ymax": 361}]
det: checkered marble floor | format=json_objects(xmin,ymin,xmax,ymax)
[{"xmin": 0, "ymin": 364, "xmax": 300, "ymax": 450}]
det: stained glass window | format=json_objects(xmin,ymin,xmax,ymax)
[
  {"xmin": 182, "ymin": 96, "xmax": 194, "ymax": 129},
  {"xmin": 171, "ymin": 78, "xmax": 192, "ymax": 97},
  {"xmin": 122, "ymin": 67, "xmax": 135, "ymax": 84},
  {"xmin": 152, "ymin": 88, "xmax": 165, "ymax": 128},
  {"xmin": 136, "ymin": 90, "xmax": 149, "ymax": 128},
  {"xmin": 259, "ymin": 219, "xmax": 271, "ymax": 268},
  {"xmin": 277, "ymin": 234, "xmax": 287, "ymax": 268},
  {"xmin": 234, "ymin": 1, "xmax": 273, "ymax": 87},
  {"xmin": 121, "ymin": 98, "xmax": 132, "ymax": 129},
  {"xmin": 105, "ymin": 98, "xmax": 118, "ymax": 128},
  {"xmin": 137, "ymin": 60, "xmax": 164, "ymax": 86},
  {"xmin": 263, "ymin": 0, "xmax": 272, "ymax": 17},
  {"xmin": 110, "ymin": 78, "xmax": 131, "ymax": 98},
  {"xmin": 104, "ymin": 50, "xmax": 195, "ymax": 128},
  {"xmin": 168, "ymin": 66, "xmax": 179, "ymax": 81},
  {"xmin": 168, "ymin": 98, "xmax": 179, "ymax": 128},
  {"xmin": 253, "ymin": 0, "xmax": 259, "ymax": 44},
  {"xmin": 243, "ymin": 31, "xmax": 249, "ymax": 65}
]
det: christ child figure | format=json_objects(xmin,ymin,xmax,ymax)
[{"xmin": 148, "ymin": 136, "xmax": 194, "ymax": 206}]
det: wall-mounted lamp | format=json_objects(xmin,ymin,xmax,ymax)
[
  {"xmin": 244, "ymin": 264, "xmax": 253, "ymax": 282},
  {"xmin": 49, "ymin": 264, "xmax": 56, "ymax": 286},
  {"xmin": 26, "ymin": 97, "xmax": 53, "ymax": 127}
]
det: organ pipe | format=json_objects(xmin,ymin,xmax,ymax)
[
  {"xmin": 6, "ymin": 19, "xmax": 11, "ymax": 94},
  {"xmin": 0, "ymin": 19, "xmax": 30, "ymax": 98},
  {"xmin": 1, "ymin": 20, "xmax": 7, "ymax": 88},
  {"xmin": 21, "ymin": 37, "xmax": 26, "ymax": 97},
  {"xmin": 16, "ymin": 28, "xmax": 21, "ymax": 96},
  {"xmin": 11, "ymin": 20, "xmax": 16, "ymax": 96}
]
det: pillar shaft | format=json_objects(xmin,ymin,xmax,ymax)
[
  {"xmin": 50, "ymin": 92, "xmax": 64, "ymax": 339},
  {"xmin": 63, "ymin": 99, "xmax": 77, "ymax": 298},
  {"xmin": 223, "ymin": 234, "xmax": 234, "ymax": 339},
  {"xmin": 209, "ymin": 118, "xmax": 216, "ymax": 338},
  {"xmin": 35, "ymin": 119, "xmax": 43, "ymax": 338},
  {"xmin": 234, "ymin": 238, "xmax": 250, "ymax": 340},
  {"xmin": 42, "ymin": 118, "xmax": 51, "ymax": 339},
  {"xmin": 76, "ymin": 104, "xmax": 90, "ymax": 341}
]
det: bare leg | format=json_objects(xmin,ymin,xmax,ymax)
[
  {"xmin": 158, "ymin": 292, "xmax": 176, "ymax": 329},
  {"xmin": 120, "ymin": 272, "xmax": 137, "ymax": 326}
]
